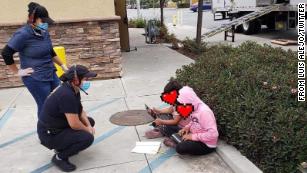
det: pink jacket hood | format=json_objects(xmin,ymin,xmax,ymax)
[
  {"xmin": 177, "ymin": 86, "xmax": 219, "ymax": 148},
  {"xmin": 177, "ymin": 86, "xmax": 202, "ymax": 109}
]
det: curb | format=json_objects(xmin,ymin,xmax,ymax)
[{"xmin": 217, "ymin": 141, "xmax": 263, "ymax": 173}]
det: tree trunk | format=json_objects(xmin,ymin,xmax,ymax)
[
  {"xmin": 160, "ymin": 0, "xmax": 164, "ymax": 26},
  {"xmin": 196, "ymin": 0, "xmax": 203, "ymax": 46}
]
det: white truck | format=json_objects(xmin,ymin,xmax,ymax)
[{"xmin": 211, "ymin": 0, "xmax": 306, "ymax": 34}]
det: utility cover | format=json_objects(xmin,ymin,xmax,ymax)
[{"xmin": 110, "ymin": 110, "xmax": 154, "ymax": 126}]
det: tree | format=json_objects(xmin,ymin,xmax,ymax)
[
  {"xmin": 196, "ymin": 0, "xmax": 203, "ymax": 46},
  {"xmin": 137, "ymin": 0, "xmax": 141, "ymax": 18},
  {"xmin": 160, "ymin": 0, "xmax": 165, "ymax": 26}
]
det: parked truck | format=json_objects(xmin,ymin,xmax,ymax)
[{"xmin": 211, "ymin": 0, "xmax": 306, "ymax": 35}]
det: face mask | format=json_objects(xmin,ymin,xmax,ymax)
[
  {"xmin": 36, "ymin": 23, "xmax": 48, "ymax": 30},
  {"xmin": 80, "ymin": 81, "xmax": 91, "ymax": 91}
]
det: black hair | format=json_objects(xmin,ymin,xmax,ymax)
[
  {"xmin": 28, "ymin": 2, "xmax": 40, "ymax": 17},
  {"xmin": 163, "ymin": 79, "xmax": 183, "ymax": 93}
]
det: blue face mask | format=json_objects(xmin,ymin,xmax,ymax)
[
  {"xmin": 36, "ymin": 23, "xmax": 48, "ymax": 30},
  {"xmin": 80, "ymin": 81, "xmax": 91, "ymax": 91}
]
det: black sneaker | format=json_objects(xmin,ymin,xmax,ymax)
[{"xmin": 51, "ymin": 155, "xmax": 76, "ymax": 172}]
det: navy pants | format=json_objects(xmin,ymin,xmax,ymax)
[
  {"xmin": 22, "ymin": 75, "xmax": 60, "ymax": 118},
  {"xmin": 38, "ymin": 117, "xmax": 95, "ymax": 160}
]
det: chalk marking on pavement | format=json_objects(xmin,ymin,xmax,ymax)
[
  {"xmin": 30, "ymin": 126, "xmax": 126, "ymax": 173},
  {"xmin": 0, "ymin": 98, "xmax": 121, "ymax": 150}
]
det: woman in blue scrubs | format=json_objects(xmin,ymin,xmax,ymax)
[{"xmin": 1, "ymin": 2, "xmax": 68, "ymax": 118}]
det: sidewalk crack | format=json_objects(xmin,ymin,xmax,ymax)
[{"xmin": 77, "ymin": 159, "xmax": 147, "ymax": 172}]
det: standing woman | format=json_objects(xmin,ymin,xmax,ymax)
[{"xmin": 1, "ymin": 2, "xmax": 68, "ymax": 117}]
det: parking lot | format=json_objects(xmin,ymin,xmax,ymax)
[{"xmin": 128, "ymin": 8, "xmax": 300, "ymax": 51}]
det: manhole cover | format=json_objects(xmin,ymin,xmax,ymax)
[{"xmin": 110, "ymin": 110, "xmax": 154, "ymax": 126}]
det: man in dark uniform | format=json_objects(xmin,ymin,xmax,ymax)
[{"xmin": 37, "ymin": 65, "xmax": 97, "ymax": 172}]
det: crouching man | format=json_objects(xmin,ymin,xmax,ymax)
[{"xmin": 37, "ymin": 65, "xmax": 97, "ymax": 172}]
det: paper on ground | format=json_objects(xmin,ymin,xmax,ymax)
[{"xmin": 131, "ymin": 141, "xmax": 161, "ymax": 154}]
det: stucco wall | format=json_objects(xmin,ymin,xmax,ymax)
[{"xmin": 0, "ymin": 0, "xmax": 116, "ymax": 24}]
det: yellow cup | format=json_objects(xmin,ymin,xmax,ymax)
[
  {"xmin": 53, "ymin": 46, "xmax": 67, "ymax": 77},
  {"xmin": 173, "ymin": 15, "xmax": 177, "ymax": 26}
]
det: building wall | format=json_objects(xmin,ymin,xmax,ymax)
[
  {"xmin": 0, "ymin": 0, "xmax": 116, "ymax": 24},
  {"xmin": 0, "ymin": 19, "xmax": 122, "ymax": 88},
  {"xmin": 0, "ymin": 0, "xmax": 123, "ymax": 88}
]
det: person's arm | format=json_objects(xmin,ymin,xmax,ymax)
[
  {"xmin": 2, "ymin": 45, "xmax": 16, "ymax": 65},
  {"xmin": 59, "ymin": 94, "xmax": 93, "ymax": 134},
  {"xmin": 80, "ymin": 110, "xmax": 95, "ymax": 134},
  {"xmin": 153, "ymin": 106, "xmax": 173, "ymax": 114},
  {"xmin": 1, "ymin": 45, "xmax": 33, "ymax": 76},
  {"xmin": 80, "ymin": 110, "xmax": 91, "ymax": 127},
  {"xmin": 2, "ymin": 45, "xmax": 18, "ymax": 74},
  {"xmin": 65, "ymin": 113, "xmax": 91, "ymax": 133},
  {"xmin": 190, "ymin": 111, "xmax": 218, "ymax": 143},
  {"xmin": 51, "ymin": 51, "xmax": 68, "ymax": 72},
  {"xmin": 155, "ymin": 115, "xmax": 181, "ymax": 126},
  {"xmin": 184, "ymin": 121, "xmax": 192, "ymax": 130}
]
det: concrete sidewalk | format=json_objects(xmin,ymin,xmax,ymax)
[{"xmin": 0, "ymin": 28, "xmax": 232, "ymax": 173}]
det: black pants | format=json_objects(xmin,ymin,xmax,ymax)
[
  {"xmin": 176, "ymin": 140, "xmax": 216, "ymax": 155},
  {"xmin": 38, "ymin": 117, "xmax": 95, "ymax": 160},
  {"xmin": 160, "ymin": 125, "xmax": 181, "ymax": 137}
]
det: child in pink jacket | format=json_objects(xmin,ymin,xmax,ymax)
[{"xmin": 170, "ymin": 86, "xmax": 219, "ymax": 155}]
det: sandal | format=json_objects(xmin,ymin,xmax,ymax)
[
  {"xmin": 163, "ymin": 138, "xmax": 177, "ymax": 148},
  {"xmin": 145, "ymin": 129, "xmax": 163, "ymax": 139}
]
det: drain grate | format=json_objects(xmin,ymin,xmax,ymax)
[{"xmin": 109, "ymin": 110, "xmax": 154, "ymax": 126}]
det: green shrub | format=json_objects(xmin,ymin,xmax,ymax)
[
  {"xmin": 175, "ymin": 41, "xmax": 307, "ymax": 173},
  {"xmin": 148, "ymin": 19, "xmax": 161, "ymax": 27},
  {"xmin": 181, "ymin": 38, "xmax": 207, "ymax": 55},
  {"xmin": 159, "ymin": 24, "xmax": 175, "ymax": 43},
  {"xmin": 159, "ymin": 24, "xmax": 169, "ymax": 39},
  {"xmin": 129, "ymin": 18, "xmax": 146, "ymax": 28}
]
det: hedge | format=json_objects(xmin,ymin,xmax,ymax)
[
  {"xmin": 128, "ymin": 18, "xmax": 146, "ymax": 28},
  {"xmin": 175, "ymin": 41, "xmax": 307, "ymax": 173}
]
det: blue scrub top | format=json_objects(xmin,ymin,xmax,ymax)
[{"xmin": 8, "ymin": 24, "xmax": 56, "ymax": 81}]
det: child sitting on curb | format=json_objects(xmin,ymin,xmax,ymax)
[
  {"xmin": 164, "ymin": 86, "xmax": 219, "ymax": 155},
  {"xmin": 145, "ymin": 80, "xmax": 191, "ymax": 140}
]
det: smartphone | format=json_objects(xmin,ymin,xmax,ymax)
[
  {"xmin": 145, "ymin": 104, "xmax": 150, "ymax": 111},
  {"xmin": 171, "ymin": 133, "xmax": 183, "ymax": 144},
  {"xmin": 145, "ymin": 104, "xmax": 157, "ymax": 119}
]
